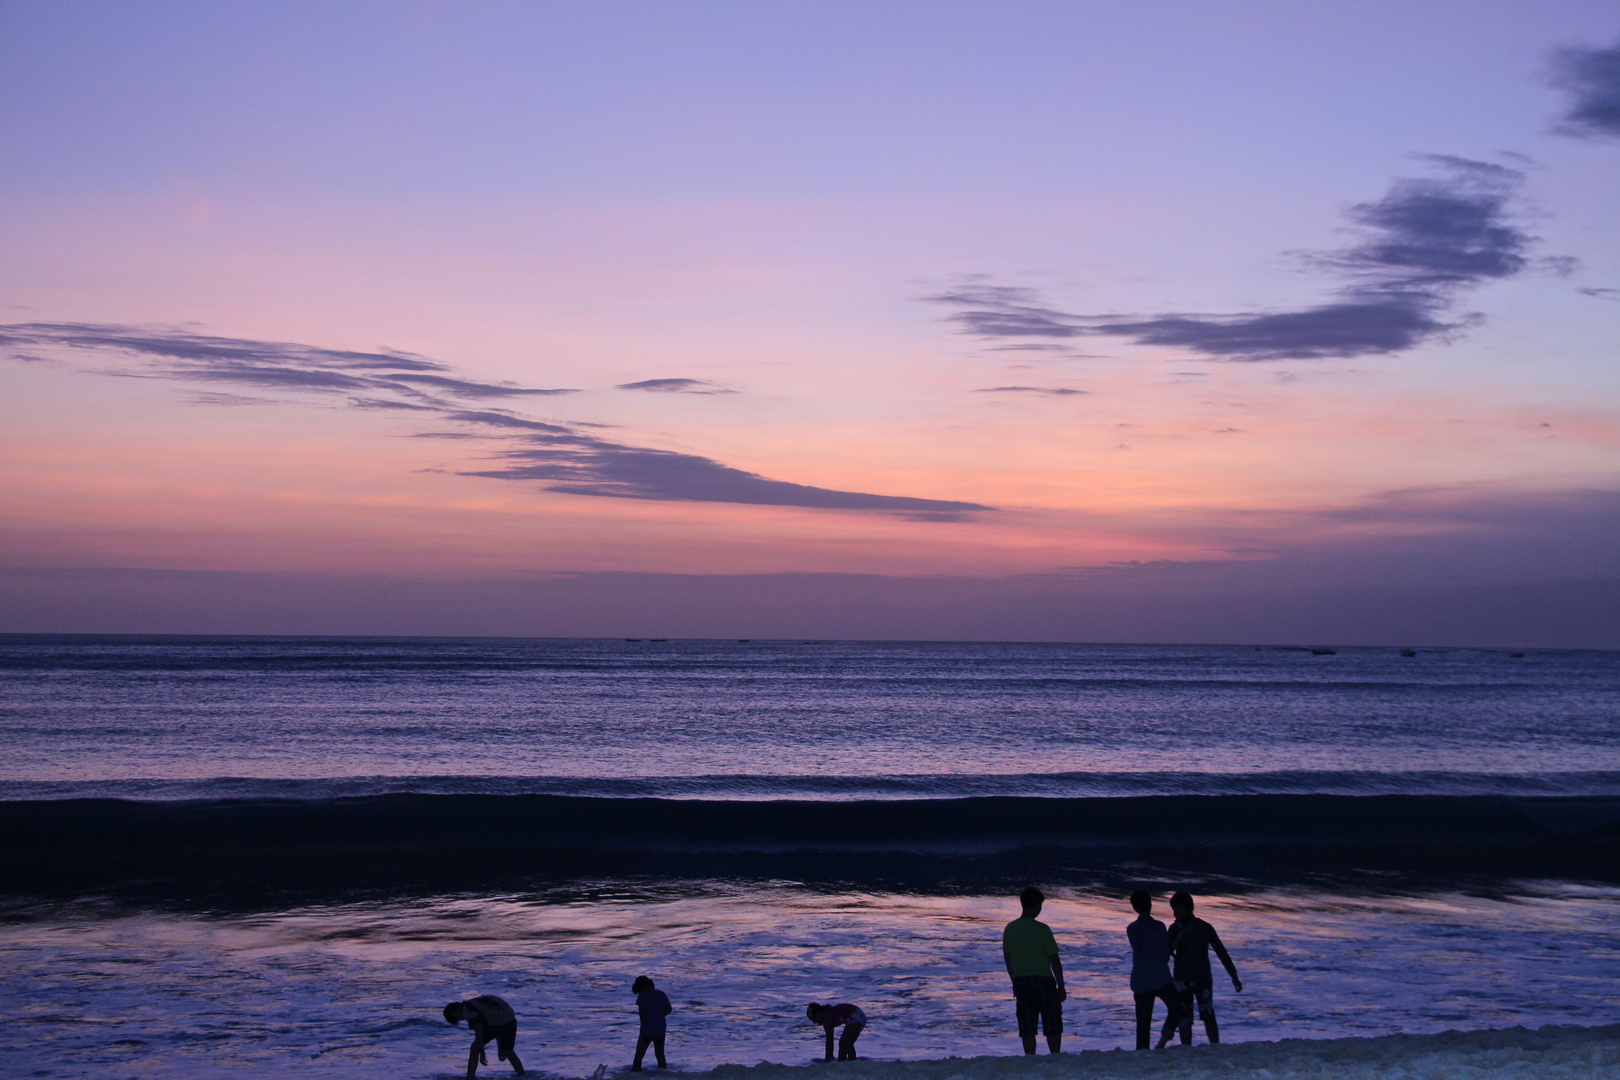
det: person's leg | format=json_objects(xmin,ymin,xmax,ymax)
[
  {"xmin": 653, "ymin": 1035, "xmax": 667, "ymax": 1068},
  {"xmin": 1197, "ymin": 988, "xmax": 1219, "ymax": 1044},
  {"xmin": 1042, "ymin": 980, "xmax": 1063, "ymax": 1054},
  {"xmin": 1134, "ymin": 991, "xmax": 1154, "ymax": 1050},
  {"xmin": 1015, "ymin": 980, "xmax": 1038, "ymax": 1055},
  {"xmin": 468, "ymin": 1035, "xmax": 488, "ymax": 1079},
  {"xmin": 634, "ymin": 1033, "xmax": 652, "ymax": 1070},
  {"xmin": 497, "ymin": 1025, "xmax": 524, "ymax": 1074},
  {"xmin": 1176, "ymin": 986, "xmax": 1195, "ymax": 1045},
  {"xmin": 1156, "ymin": 983, "xmax": 1182, "ymax": 1049},
  {"xmin": 839, "ymin": 1023, "xmax": 862, "ymax": 1060}
]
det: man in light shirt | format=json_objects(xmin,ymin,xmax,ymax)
[{"xmin": 1002, "ymin": 886, "xmax": 1067, "ymax": 1054}]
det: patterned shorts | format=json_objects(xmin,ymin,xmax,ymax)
[
  {"xmin": 1012, "ymin": 976, "xmax": 1063, "ymax": 1038},
  {"xmin": 1176, "ymin": 983, "xmax": 1216, "ymax": 1028}
]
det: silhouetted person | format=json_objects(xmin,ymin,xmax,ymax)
[
  {"xmin": 1164, "ymin": 892, "xmax": 1241, "ymax": 1046},
  {"xmin": 1002, "ymin": 886, "xmax": 1066, "ymax": 1054},
  {"xmin": 444, "ymin": 995, "xmax": 525, "ymax": 1078},
  {"xmin": 806, "ymin": 1002, "xmax": 865, "ymax": 1061},
  {"xmin": 631, "ymin": 975, "xmax": 672, "ymax": 1070},
  {"xmin": 1126, "ymin": 890, "xmax": 1182, "ymax": 1050}
]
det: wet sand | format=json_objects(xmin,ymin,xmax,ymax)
[{"xmin": 706, "ymin": 1024, "xmax": 1620, "ymax": 1080}]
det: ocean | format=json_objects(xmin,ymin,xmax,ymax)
[{"xmin": 2, "ymin": 635, "xmax": 1618, "ymax": 1078}]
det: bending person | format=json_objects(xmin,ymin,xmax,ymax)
[
  {"xmin": 444, "ymin": 994, "xmax": 525, "ymax": 1078},
  {"xmin": 806, "ymin": 1002, "xmax": 866, "ymax": 1061}
]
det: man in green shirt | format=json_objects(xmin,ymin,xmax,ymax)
[{"xmin": 1002, "ymin": 886, "xmax": 1066, "ymax": 1054}]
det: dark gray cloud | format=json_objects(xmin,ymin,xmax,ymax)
[
  {"xmin": 974, "ymin": 385, "xmax": 1087, "ymax": 396},
  {"xmin": 930, "ymin": 158, "xmax": 1538, "ymax": 361},
  {"xmin": 1094, "ymin": 296, "xmax": 1460, "ymax": 361},
  {"xmin": 466, "ymin": 442, "xmax": 989, "ymax": 515},
  {"xmin": 616, "ymin": 378, "xmax": 736, "ymax": 394},
  {"xmin": 1, "ymin": 321, "xmax": 989, "ymax": 517},
  {"xmin": 1550, "ymin": 39, "xmax": 1620, "ymax": 138}
]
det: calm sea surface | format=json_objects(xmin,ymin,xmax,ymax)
[
  {"xmin": 2, "ymin": 635, "xmax": 1618, "ymax": 1078},
  {"xmin": 3, "ymin": 636, "xmax": 1617, "ymax": 798}
]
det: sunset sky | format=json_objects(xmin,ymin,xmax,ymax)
[{"xmin": 3, "ymin": 1, "xmax": 1618, "ymax": 643}]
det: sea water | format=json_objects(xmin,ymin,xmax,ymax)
[{"xmin": 2, "ymin": 636, "xmax": 1618, "ymax": 1078}]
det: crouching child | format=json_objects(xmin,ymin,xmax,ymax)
[
  {"xmin": 806, "ymin": 1002, "xmax": 865, "ymax": 1061},
  {"xmin": 444, "ymin": 994, "xmax": 525, "ymax": 1078}
]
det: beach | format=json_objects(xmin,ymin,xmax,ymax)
[
  {"xmin": 2, "ymin": 638, "xmax": 1617, "ymax": 1078},
  {"xmin": 711, "ymin": 1025, "xmax": 1620, "ymax": 1080}
]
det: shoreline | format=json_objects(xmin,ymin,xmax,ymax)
[{"xmin": 703, "ymin": 1024, "xmax": 1620, "ymax": 1080}]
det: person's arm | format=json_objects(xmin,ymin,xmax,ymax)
[
  {"xmin": 1047, "ymin": 952, "xmax": 1066, "ymax": 1000},
  {"xmin": 1003, "ymin": 939, "xmax": 1016, "ymax": 980},
  {"xmin": 1210, "ymin": 927, "xmax": 1242, "ymax": 991},
  {"xmin": 663, "ymin": 994, "xmax": 673, "ymax": 1017},
  {"xmin": 824, "ymin": 1023, "xmax": 835, "ymax": 1061}
]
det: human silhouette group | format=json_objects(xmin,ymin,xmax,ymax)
[{"xmin": 442, "ymin": 887, "xmax": 1242, "ymax": 1077}]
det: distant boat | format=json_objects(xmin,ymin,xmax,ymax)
[
  {"xmin": 1510, "ymin": 651, "xmax": 1526, "ymax": 658},
  {"xmin": 1310, "ymin": 648, "xmax": 1337, "ymax": 655},
  {"xmin": 624, "ymin": 638, "xmax": 643, "ymax": 642},
  {"xmin": 1399, "ymin": 648, "xmax": 1417, "ymax": 657},
  {"xmin": 650, "ymin": 638, "xmax": 668, "ymax": 642},
  {"xmin": 737, "ymin": 639, "xmax": 751, "ymax": 643}
]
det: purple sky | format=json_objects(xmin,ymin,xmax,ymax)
[{"xmin": 2, "ymin": 1, "xmax": 1617, "ymax": 644}]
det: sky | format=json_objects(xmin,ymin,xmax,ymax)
[{"xmin": 2, "ymin": 0, "xmax": 1618, "ymax": 644}]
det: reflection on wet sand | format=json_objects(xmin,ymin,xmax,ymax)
[{"xmin": 3, "ymin": 882, "xmax": 1618, "ymax": 1078}]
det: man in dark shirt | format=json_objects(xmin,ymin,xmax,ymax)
[{"xmin": 1163, "ymin": 892, "xmax": 1242, "ymax": 1047}]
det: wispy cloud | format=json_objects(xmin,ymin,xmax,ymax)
[
  {"xmin": 933, "ymin": 286, "xmax": 1087, "ymax": 339},
  {"xmin": 973, "ymin": 386, "xmax": 1087, "ymax": 396},
  {"xmin": 1549, "ymin": 38, "xmax": 1620, "ymax": 138},
  {"xmin": 1, "ymin": 322, "xmax": 990, "ymax": 517},
  {"xmin": 0, "ymin": 322, "xmax": 578, "ymax": 397},
  {"xmin": 616, "ymin": 377, "xmax": 736, "ymax": 394},
  {"xmin": 930, "ymin": 158, "xmax": 1539, "ymax": 361},
  {"xmin": 383, "ymin": 373, "xmax": 578, "ymax": 398}
]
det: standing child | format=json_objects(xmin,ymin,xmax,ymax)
[
  {"xmin": 1002, "ymin": 886, "xmax": 1066, "ymax": 1055},
  {"xmin": 1126, "ymin": 890, "xmax": 1182, "ymax": 1050},
  {"xmin": 631, "ymin": 975, "xmax": 672, "ymax": 1070},
  {"xmin": 1163, "ymin": 892, "xmax": 1242, "ymax": 1047},
  {"xmin": 443, "ymin": 994, "xmax": 525, "ymax": 1078},
  {"xmin": 806, "ymin": 1002, "xmax": 866, "ymax": 1061}
]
